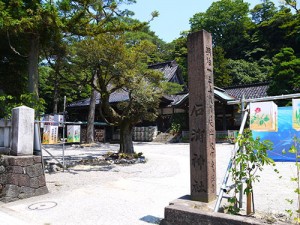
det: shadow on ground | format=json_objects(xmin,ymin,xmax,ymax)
[{"xmin": 140, "ymin": 215, "xmax": 162, "ymax": 224}]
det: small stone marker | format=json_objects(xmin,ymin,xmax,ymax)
[
  {"xmin": 188, "ymin": 30, "xmax": 216, "ymax": 202},
  {"xmin": 11, "ymin": 106, "xmax": 34, "ymax": 156}
]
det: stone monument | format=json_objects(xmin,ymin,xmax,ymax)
[
  {"xmin": 188, "ymin": 30, "xmax": 216, "ymax": 202},
  {"xmin": 11, "ymin": 106, "xmax": 34, "ymax": 156},
  {"xmin": 160, "ymin": 30, "xmax": 270, "ymax": 225},
  {"xmin": 0, "ymin": 106, "xmax": 48, "ymax": 202}
]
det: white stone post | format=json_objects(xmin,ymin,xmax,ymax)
[{"xmin": 11, "ymin": 106, "xmax": 34, "ymax": 156}]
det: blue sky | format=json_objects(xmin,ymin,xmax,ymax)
[{"xmin": 125, "ymin": 0, "xmax": 281, "ymax": 43}]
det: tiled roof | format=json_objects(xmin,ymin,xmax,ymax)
[
  {"xmin": 68, "ymin": 95, "xmax": 101, "ymax": 108},
  {"xmin": 163, "ymin": 93, "xmax": 189, "ymax": 106},
  {"xmin": 214, "ymin": 87, "xmax": 236, "ymax": 102},
  {"xmin": 69, "ymin": 63, "xmax": 270, "ymax": 108},
  {"xmin": 68, "ymin": 61, "xmax": 183, "ymax": 108},
  {"xmin": 148, "ymin": 60, "xmax": 179, "ymax": 83},
  {"xmin": 224, "ymin": 83, "xmax": 269, "ymax": 100},
  {"xmin": 163, "ymin": 88, "xmax": 235, "ymax": 107},
  {"xmin": 68, "ymin": 90, "xmax": 129, "ymax": 108},
  {"xmin": 109, "ymin": 90, "xmax": 129, "ymax": 103}
]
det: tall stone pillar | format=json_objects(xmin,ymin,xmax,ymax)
[
  {"xmin": 188, "ymin": 30, "xmax": 216, "ymax": 202},
  {"xmin": 11, "ymin": 106, "xmax": 34, "ymax": 156}
]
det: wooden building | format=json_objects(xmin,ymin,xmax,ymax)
[{"xmin": 66, "ymin": 60, "xmax": 269, "ymax": 142}]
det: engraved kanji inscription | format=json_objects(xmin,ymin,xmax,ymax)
[
  {"xmin": 192, "ymin": 180, "xmax": 207, "ymax": 193},
  {"xmin": 210, "ymin": 142, "xmax": 215, "ymax": 156},
  {"xmin": 205, "ymin": 46, "xmax": 212, "ymax": 70},
  {"xmin": 191, "ymin": 104, "xmax": 204, "ymax": 117},
  {"xmin": 191, "ymin": 128, "xmax": 205, "ymax": 142},
  {"xmin": 192, "ymin": 153, "xmax": 206, "ymax": 170}
]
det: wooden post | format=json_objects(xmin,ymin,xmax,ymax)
[
  {"xmin": 246, "ymin": 183, "xmax": 253, "ymax": 215},
  {"xmin": 188, "ymin": 30, "xmax": 216, "ymax": 202}
]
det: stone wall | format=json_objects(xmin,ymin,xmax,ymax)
[{"xmin": 0, "ymin": 155, "xmax": 48, "ymax": 202}]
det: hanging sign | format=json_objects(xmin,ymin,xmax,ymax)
[
  {"xmin": 67, "ymin": 125, "xmax": 81, "ymax": 143},
  {"xmin": 42, "ymin": 125, "xmax": 58, "ymax": 144},
  {"xmin": 54, "ymin": 114, "xmax": 64, "ymax": 127},
  {"xmin": 250, "ymin": 101, "xmax": 278, "ymax": 131},
  {"xmin": 292, "ymin": 99, "xmax": 300, "ymax": 131}
]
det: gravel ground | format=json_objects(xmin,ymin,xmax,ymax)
[{"xmin": 0, "ymin": 142, "xmax": 298, "ymax": 225}]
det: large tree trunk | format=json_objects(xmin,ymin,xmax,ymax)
[
  {"xmin": 119, "ymin": 121, "xmax": 134, "ymax": 153},
  {"xmin": 28, "ymin": 34, "xmax": 39, "ymax": 98},
  {"xmin": 53, "ymin": 78, "xmax": 59, "ymax": 114},
  {"xmin": 86, "ymin": 89, "xmax": 97, "ymax": 143}
]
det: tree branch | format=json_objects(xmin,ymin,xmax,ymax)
[{"xmin": 7, "ymin": 31, "xmax": 27, "ymax": 58}]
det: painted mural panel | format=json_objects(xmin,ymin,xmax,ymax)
[
  {"xmin": 42, "ymin": 125, "xmax": 58, "ymax": 144},
  {"xmin": 253, "ymin": 107, "xmax": 300, "ymax": 162},
  {"xmin": 292, "ymin": 99, "xmax": 300, "ymax": 131},
  {"xmin": 250, "ymin": 101, "xmax": 278, "ymax": 131},
  {"xmin": 67, "ymin": 125, "xmax": 80, "ymax": 143}
]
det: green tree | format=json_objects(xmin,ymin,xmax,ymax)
[
  {"xmin": 189, "ymin": 0, "xmax": 251, "ymax": 59},
  {"xmin": 248, "ymin": 5, "xmax": 300, "ymax": 59},
  {"xmin": 124, "ymin": 18, "xmax": 173, "ymax": 63},
  {"xmin": 42, "ymin": 0, "xmax": 149, "ymax": 143},
  {"xmin": 227, "ymin": 59, "xmax": 268, "ymax": 85},
  {"xmin": 169, "ymin": 32, "xmax": 188, "ymax": 83},
  {"xmin": 283, "ymin": 0, "xmax": 299, "ymax": 14},
  {"xmin": 39, "ymin": 64, "xmax": 91, "ymax": 114},
  {"xmin": 62, "ymin": 0, "xmax": 156, "ymax": 144},
  {"xmin": 250, "ymin": 0, "xmax": 277, "ymax": 24},
  {"xmin": 0, "ymin": 0, "xmax": 62, "ymax": 98},
  {"xmin": 0, "ymin": 32, "xmax": 27, "ymax": 97},
  {"xmin": 213, "ymin": 46, "xmax": 232, "ymax": 87},
  {"xmin": 71, "ymin": 33, "xmax": 167, "ymax": 153},
  {"xmin": 268, "ymin": 47, "xmax": 300, "ymax": 96}
]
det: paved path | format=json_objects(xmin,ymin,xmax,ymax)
[{"xmin": 0, "ymin": 143, "xmax": 297, "ymax": 225}]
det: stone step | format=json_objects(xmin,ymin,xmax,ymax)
[{"xmin": 152, "ymin": 133, "xmax": 177, "ymax": 143}]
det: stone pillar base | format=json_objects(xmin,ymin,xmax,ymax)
[
  {"xmin": 160, "ymin": 196, "xmax": 282, "ymax": 225},
  {"xmin": 0, "ymin": 155, "xmax": 48, "ymax": 203}
]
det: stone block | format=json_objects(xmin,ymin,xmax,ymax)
[
  {"xmin": 0, "ymin": 173, "xmax": 7, "ymax": 184},
  {"xmin": 12, "ymin": 157, "xmax": 34, "ymax": 167},
  {"xmin": 33, "ymin": 156, "xmax": 42, "ymax": 163},
  {"xmin": 0, "ymin": 154, "xmax": 48, "ymax": 203},
  {"xmin": 20, "ymin": 186, "xmax": 34, "ymax": 198},
  {"xmin": 5, "ymin": 157, "xmax": 15, "ymax": 166},
  {"xmin": 11, "ymin": 106, "xmax": 34, "ymax": 156},
  {"xmin": 18, "ymin": 174, "xmax": 30, "ymax": 186},
  {"xmin": 0, "ymin": 196, "xmax": 18, "ymax": 203},
  {"xmin": 19, "ymin": 188, "xmax": 35, "ymax": 199},
  {"xmin": 160, "ymin": 203, "xmax": 285, "ymax": 225},
  {"xmin": 4, "ymin": 184, "xmax": 20, "ymax": 198},
  {"xmin": 5, "ymin": 156, "xmax": 36, "ymax": 167},
  {"xmin": 29, "ymin": 177, "xmax": 39, "ymax": 188},
  {"xmin": 6, "ymin": 173, "xmax": 19, "ymax": 185},
  {"xmin": 3, "ymin": 157, "xmax": 10, "ymax": 166},
  {"xmin": 35, "ymin": 186, "xmax": 48, "ymax": 196},
  {"xmin": 26, "ymin": 164, "xmax": 43, "ymax": 178},
  {"xmin": 6, "ymin": 165, "xmax": 23, "ymax": 174},
  {"xmin": 0, "ymin": 165, "xmax": 5, "ymax": 174},
  {"xmin": 37, "ymin": 175, "xmax": 46, "ymax": 187}
]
